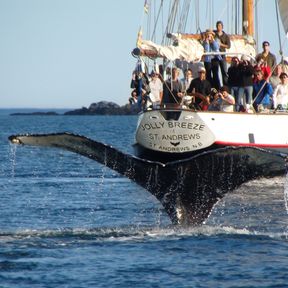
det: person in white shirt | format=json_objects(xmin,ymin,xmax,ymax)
[
  {"xmin": 208, "ymin": 86, "xmax": 235, "ymax": 112},
  {"xmin": 148, "ymin": 71, "xmax": 163, "ymax": 106},
  {"xmin": 269, "ymin": 64, "xmax": 282, "ymax": 90},
  {"xmin": 273, "ymin": 72, "xmax": 288, "ymax": 110},
  {"xmin": 218, "ymin": 85, "xmax": 235, "ymax": 112}
]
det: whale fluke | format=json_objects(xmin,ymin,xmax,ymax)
[{"xmin": 8, "ymin": 132, "xmax": 287, "ymax": 225}]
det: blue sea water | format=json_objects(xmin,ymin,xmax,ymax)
[{"xmin": 1, "ymin": 109, "xmax": 288, "ymax": 287}]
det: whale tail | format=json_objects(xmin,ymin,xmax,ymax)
[{"xmin": 8, "ymin": 132, "xmax": 287, "ymax": 225}]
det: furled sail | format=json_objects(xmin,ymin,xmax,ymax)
[
  {"xmin": 134, "ymin": 33, "xmax": 256, "ymax": 62},
  {"xmin": 278, "ymin": 0, "xmax": 288, "ymax": 34}
]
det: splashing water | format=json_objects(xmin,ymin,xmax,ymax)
[
  {"xmin": 8, "ymin": 144, "xmax": 17, "ymax": 178},
  {"xmin": 284, "ymin": 168, "xmax": 288, "ymax": 214}
]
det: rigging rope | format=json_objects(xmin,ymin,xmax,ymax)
[
  {"xmin": 151, "ymin": 0, "xmax": 164, "ymax": 42},
  {"xmin": 275, "ymin": 0, "xmax": 283, "ymax": 60},
  {"xmin": 195, "ymin": 0, "xmax": 200, "ymax": 33}
]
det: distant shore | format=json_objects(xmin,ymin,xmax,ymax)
[{"xmin": 10, "ymin": 101, "xmax": 138, "ymax": 116}]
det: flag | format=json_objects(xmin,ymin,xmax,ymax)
[
  {"xmin": 144, "ymin": 0, "xmax": 149, "ymax": 14},
  {"xmin": 136, "ymin": 28, "xmax": 142, "ymax": 47}
]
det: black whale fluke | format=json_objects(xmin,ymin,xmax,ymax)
[{"xmin": 8, "ymin": 132, "xmax": 287, "ymax": 225}]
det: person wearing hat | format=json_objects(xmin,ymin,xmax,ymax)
[
  {"xmin": 186, "ymin": 66, "xmax": 211, "ymax": 110},
  {"xmin": 255, "ymin": 41, "xmax": 276, "ymax": 70},
  {"xmin": 202, "ymin": 28, "xmax": 222, "ymax": 89},
  {"xmin": 272, "ymin": 72, "xmax": 288, "ymax": 110},
  {"xmin": 213, "ymin": 20, "xmax": 231, "ymax": 86}
]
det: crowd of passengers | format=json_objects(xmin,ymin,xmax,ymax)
[{"xmin": 130, "ymin": 21, "xmax": 288, "ymax": 113}]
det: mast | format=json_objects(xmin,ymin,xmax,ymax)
[{"xmin": 242, "ymin": 0, "xmax": 254, "ymax": 37}]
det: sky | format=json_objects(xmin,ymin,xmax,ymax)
[{"xmin": 0, "ymin": 0, "xmax": 287, "ymax": 109}]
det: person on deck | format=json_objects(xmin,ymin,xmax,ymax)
[
  {"xmin": 253, "ymin": 56, "xmax": 271, "ymax": 81},
  {"xmin": 182, "ymin": 68, "xmax": 193, "ymax": 91},
  {"xmin": 128, "ymin": 89, "xmax": 137, "ymax": 105},
  {"xmin": 238, "ymin": 56, "xmax": 254, "ymax": 112},
  {"xmin": 227, "ymin": 57, "xmax": 241, "ymax": 110},
  {"xmin": 161, "ymin": 67, "xmax": 185, "ymax": 104},
  {"xmin": 269, "ymin": 64, "xmax": 282, "ymax": 90},
  {"xmin": 187, "ymin": 66, "xmax": 211, "ymax": 110},
  {"xmin": 130, "ymin": 71, "xmax": 150, "ymax": 111},
  {"xmin": 214, "ymin": 21, "xmax": 231, "ymax": 86},
  {"xmin": 148, "ymin": 71, "xmax": 163, "ymax": 107},
  {"xmin": 255, "ymin": 41, "xmax": 276, "ymax": 70},
  {"xmin": 272, "ymin": 72, "xmax": 288, "ymax": 110},
  {"xmin": 202, "ymin": 29, "xmax": 222, "ymax": 89},
  {"xmin": 280, "ymin": 57, "xmax": 288, "ymax": 75},
  {"xmin": 208, "ymin": 86, "xmax": 235, "ymax": 112},
  {"xmin": 253, "ymin": 70, "xmax": 273, "ymax": 111}
]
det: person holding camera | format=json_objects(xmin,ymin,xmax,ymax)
[
  {"xmin": 208, "ymin": 86, "xmax": 235, "ymax": 112},
  {"xmin": 202, "ymin": 29, "xmax": 222, "ymax": 89}
]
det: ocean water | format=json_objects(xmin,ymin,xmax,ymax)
[{"xmin": 1, "ymin": 110, "xmax": 288, "ymax": 287}]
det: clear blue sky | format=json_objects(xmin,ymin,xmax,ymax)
[{"xmin": 0, "ymin": 0, "xmax": 286, "ymax": 108}]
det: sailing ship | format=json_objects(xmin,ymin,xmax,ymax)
[
  {"xmin": 132, "ymin": 0, "xmax": 288, "ymax": 161},
  {"xmin": 8, "ymin": 0, "xmax": 288, "ymax": 225}
]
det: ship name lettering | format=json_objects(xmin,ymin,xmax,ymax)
[
  {"xmin": 162, "ymin": 133, "xmax": 200, "ymax": 141},
  {"xmin": 148, "ymin": 133, "xmax": 158, "ymax": 140},
  {"xmin": 158, "ymin": 146, "xmax": 190, "ymax": 152},
  {"xmin": 141, "ymin": 122, "xmax": 165, "ymax": 130},
  {"xmin": 167, "ymin": 122, "xmax": 205, "ymax": 130}
]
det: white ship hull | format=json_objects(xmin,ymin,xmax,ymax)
[{"xmin": 135, "ymin": 108, "xmax": 288, "ymax": 159}]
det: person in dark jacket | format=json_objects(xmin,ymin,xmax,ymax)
[
  {"xmin": 130, "ymin": 71, "xmax": 150, "ymax": 111},
  {"xmin": 238, "ymin": 56, "xmax": 254, "ymax": 111},
  {"xmin": 228, "ymin": 57, "xmax": 241, "ymax": 110},
  {"xmin": 187, "ymin": 66, "xmax": 211, "ymax": 110}
]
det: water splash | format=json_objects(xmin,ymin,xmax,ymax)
[
  {"xmin": 8, "ymin": 144, "xmax": 17, "ymax": 178},
  {"xmin": 284, "ymin": 168, "xmax": 288, "ymax": 214},
  {"xmin": 97, "ymin": 150, "xmax": 108, "ymax": 194}
]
